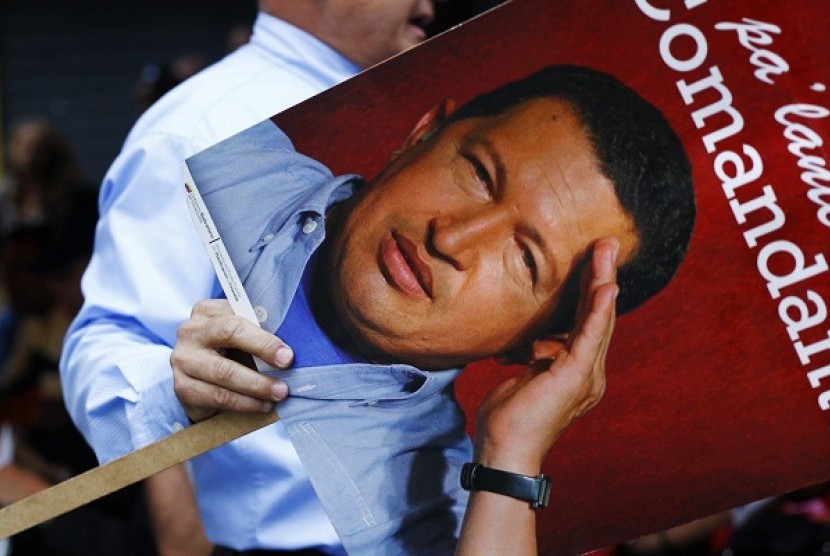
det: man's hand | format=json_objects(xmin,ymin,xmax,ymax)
[
  {"xmin": 473, "ymin": 236, "xmax": 620, "ymax": 475},
  {"xmin": 171, "ymin": 299, "xmax": 294, "ymax": 423}
]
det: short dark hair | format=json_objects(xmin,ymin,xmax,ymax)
[{"xmin": 447, "ymin": 65, "xmax": 696, "ymax": 331}]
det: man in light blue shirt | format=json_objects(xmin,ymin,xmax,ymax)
[
  {"xmin": 60, "ymin": 2, "xmax": 443, "ymax": 553},
  {"xmin": 174, "ymin": 65, "xmax": 696, "ymax": 554}
]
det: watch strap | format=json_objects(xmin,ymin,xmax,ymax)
[{"xmin": 460, "ymin": 462, "xmax": 552, "ymax": 508}]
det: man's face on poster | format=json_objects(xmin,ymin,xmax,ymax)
[{"xmin": 325, "ymin": 98, "xmax": 640, "ymax": 369}]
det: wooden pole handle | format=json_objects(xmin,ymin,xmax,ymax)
[{"xmin": 0, "ymin": 410, "xmax": 278, "ymax": 538}]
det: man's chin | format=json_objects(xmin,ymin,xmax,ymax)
[{"xmin": 358, "ymin": 337, "xmax": 473, "ymax": 371}]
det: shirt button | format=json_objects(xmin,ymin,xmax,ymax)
[
  {"xmin": 172, "ymin": 422, "xmax": 185, "ymax": 432},
  {"xmin": 302, "ymin": 219, "xmax": 318, "ymax": 234},
  {"xmin": 262, "ymin": 233, "xmax": 275, "ymax": 242},
  {"xmin": 254, "ymin": 306, "xmax": 268, "ymax": 323}
]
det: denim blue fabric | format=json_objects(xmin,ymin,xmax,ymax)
[{"xmin": 187, "ymin": 120, "xmax": 472, "ymax": 555}]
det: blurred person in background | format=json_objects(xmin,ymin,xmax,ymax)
[
  {"xmin": 132, "ymin": 53, "xmax": 208, "ymax": 118},
  {"xmin": 225, "ymin": 23, "xmax": 253, "ymax": 54},
  {"xmin": 0, "ymin": 119, "xmax": 89, "ymax": 400},
  {"xmin": 0, "ymin": 123, "xmax": 153, "ymax": 553},
  {"xmin": 0, "ymin": 119, "xmax": 81, "ymax": 234}
]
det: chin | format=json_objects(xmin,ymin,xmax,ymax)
[{"xmin": 367, "ymin": 334, "xmax": 475, "ymax": 371}]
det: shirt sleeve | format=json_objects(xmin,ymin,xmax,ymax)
[{"xmin": 60, "ymin": 130, "xmax": 218, "ymax": 463}]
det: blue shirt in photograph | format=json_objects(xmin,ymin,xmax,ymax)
[{"xmin": 186, "ymin": 119, "xmax": 473, "ymax": 555}]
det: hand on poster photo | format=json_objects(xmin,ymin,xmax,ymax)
[
  {"xmin": 473, "ymin": 236, "xmax": 620, "ymax": 475},
  {"xmin": 457, "ymin": 237, "xmax": 620, "ymax": 556}
]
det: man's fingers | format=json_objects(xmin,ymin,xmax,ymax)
[
  {"xmin": 171, "ymin": 345, "xmax": 287, "ymax": 423},
  {"xmin": 172, "ymin": 299, "xmax": 295, "ymax": 422},
  {"xmin": 190, "ymin": 298, "xmax": 235, "ymax": 318},
  {"xmin": 589, "ymin": 236, "xmax": 620, "ymax": 289},
  {"xmin": 545, "ymin": 280, "xmax": 616, "ymax": 418},
  {"xmin": 476, "ymin": 239, "xmax": 622, "ymax": 466},
  {"xmin": 171, "ymin": 343, "xmax": 287, "ymax": 400},
  {"xmin": 174, "ymin": 372, "xmax": 276, "ymax": 423},
  {"xmin": 595, "ymin": 290, "xmax": 617, "ymax": 369},
  {"xmin": 563, "ymin": 282, "xmax": 618, "ymax": 370},
  {"xmin": 563, "ymin": 235, "xmax": 619, "ymax": 366},
  {"xmin": 589, "ymin": 239, "xmax": 619, "ymax": 372},
  {"xmin": 184, "ymin": 309, "xmax": 294, "ymax": 370},
  {"xmin": 571, "ymin": 237, "xmax": 619, "ymax": 332}
]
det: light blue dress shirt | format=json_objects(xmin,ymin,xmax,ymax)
[
  {"xmin": 60, "ymin": 12, "xmax": 361, "ymax": 552},
  {"xmin": 187, "ymin": 119, "xmax": 472, "ymax": 555}
]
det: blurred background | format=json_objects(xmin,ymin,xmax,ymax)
[
  {"xmin": 3, "ymin": 1, "xmax": 829, "ymax": 556},
  {"xmin": 0, "ymin": 0, "xmax": 504, "ymax": 181}
]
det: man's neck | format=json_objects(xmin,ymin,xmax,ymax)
[{"xmin": 309, "ymin": 202, "xmax": 369, "ymax": 361}]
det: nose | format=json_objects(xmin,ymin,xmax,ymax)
[
  {"xmin": 416, "ymin": 0, "xmax": 436, "ymax": 26},
  {"xmin": 428, "ymin": 209, "xmax": 508, "ymax": 271}
]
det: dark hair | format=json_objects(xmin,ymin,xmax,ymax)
[{"xmin": 447, "ymin": 65, "xmax": 696, "ymax": 330}]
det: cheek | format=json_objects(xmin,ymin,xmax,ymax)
[
  {"xmin": 448, "ymin": 272, "xmax": 539, "ymax": 341},
  {"xmin": 362, "ymin": 9, "xmax": 407, "ymax": 48}
]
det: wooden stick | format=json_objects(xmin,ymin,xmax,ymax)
[{"xmin": 0, "ymin": 410, "xmax": 278, "ymax": 538}]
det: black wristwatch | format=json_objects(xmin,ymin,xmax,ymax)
[{"xmin": 460, "ymin": 462, "xmax": 552, "ymax": 508}]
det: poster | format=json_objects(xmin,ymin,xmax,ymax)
[{"xmin": 190, "ymin": 0, "xmax": 830, "ymax": 553}]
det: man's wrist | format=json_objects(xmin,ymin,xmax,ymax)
[{"xmin": 474, "ymin": 443, "xmax": 544, "ymax": 477}]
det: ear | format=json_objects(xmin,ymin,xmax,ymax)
[
  {"xmin": 401, "ymin": 99, "xmax": 457, "ymax": 150},
  {"xmin": 495, "ymin": 334, "xmax": 569, "ymax": 365}
]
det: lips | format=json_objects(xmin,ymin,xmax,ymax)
[
  {"xmin": 407, "ymin": 4, "xmax": 434, "ymax": 42},
  {"xmin": 380, "ymin": 231, "xmax": 433, "ymax": 299},
  {"xmin": 407, "ymin": 22, "xmax": 428, "ymax": 42}
]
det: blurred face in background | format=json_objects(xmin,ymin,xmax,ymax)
[
  {"xmin": 318, "ymin": 0, "xmax": 437, "ymax": 67},
  {"xmin": 264, "ymin": 0, "xmax": 438, "ymax": 68}
]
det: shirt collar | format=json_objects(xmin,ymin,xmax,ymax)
[
  {"xmin": 266, "ymin": 364, "xmax": 463, "ymax": 403},
  {"xmin": 251, "ymin": 11, "xmax": 362, "ymax": 87}
]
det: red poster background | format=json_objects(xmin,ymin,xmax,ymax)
[{"xmin": 273, "ymin": 1, "xmax": 830, "ymax": 552}]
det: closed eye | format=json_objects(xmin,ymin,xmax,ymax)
[
  {"xmin": 521, "ymin": 242, "xmax": 538, "ymax": 284},
  {"xmin": 466, "ymin": 155, "xmax": 494, "ymax": 199}
]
